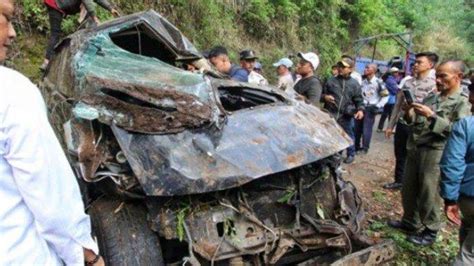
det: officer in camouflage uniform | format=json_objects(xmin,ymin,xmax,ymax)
[{"xmin": 389, "ymin": 60, "xmax": 472, "ymax": 246}]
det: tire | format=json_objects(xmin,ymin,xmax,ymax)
[{"xmin": 89, "ymin": 198, "xmax": 164, "ymax": 266}]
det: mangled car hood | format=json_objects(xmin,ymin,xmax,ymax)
[{"xmin": 112, "ymin": 102, "xmax": 351, "ymax": 196}]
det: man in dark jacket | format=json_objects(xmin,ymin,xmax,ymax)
[
  {"xmin": 322, "ymin": 57, "xmax": 364, "ymax": 164},
  {"xmin": 42, "ymin": 0, "xmax": 119, "ymax": 70}
]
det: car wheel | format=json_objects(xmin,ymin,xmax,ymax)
[{"xmin": 89, "ymin": 198, "xmax": 164, "ymax": 266}]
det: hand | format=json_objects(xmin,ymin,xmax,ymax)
[
  {"xmin": 444, "ymin": 203, "xmax": 461, "ymax": 226},
  {"xmin": 295, "ymin": 94, "xmax": 306, "ymax": 101},
  {"xmin": 411, "ymin": 103, "xmax": 435, "ymax": 118},
  {"xmin": 324, "ymin": 95, "xmax": 336, "ymax": 105},
  {"xmin": 354, "ymin": 110, "xmax": 364, "ymax": 120},
  {"xmin": 111, "ymin": 9, "xmax": 121, "ymax": 17},
  {"xmin": 385, "ymin": 128, "xmax": 394, "ymax": 139},
  {"xmin": 84, "ymin": 248, "xmax": 105, "ymax": 266}
]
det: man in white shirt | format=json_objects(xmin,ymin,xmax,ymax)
[
  {"xmin": 354, "ymin": 64, "xmax": 388, "ymax": 154},
  {"xmin": 240, "ymin": 49, "xmax": 269, "ymax": 85},
  {"xmin": 273, "ymin": 57, "xmax": 295, "ymax": 91},
  {"xmin": 0, "ymin": 1, "xmax": 103, "ymax": 265}
]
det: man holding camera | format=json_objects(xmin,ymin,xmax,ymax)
[{"xmin": 388, "ymin": 60, "xmax": 471, "ymax": 246}]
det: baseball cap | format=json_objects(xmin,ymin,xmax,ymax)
[
  {"xmin": 389, "ymin": 67, "xmax": 400, "ymax": 73},
  {"xmin": 254, "ymin": 62, "xmax": 263, "ymax": 70},
  {"xmin": 336, "ymin": 57, "xmax": 354, "ymax": 68},
  {"xmin": 240, "ymin": 49, "xmax": 258, "ymax": 60},
  {"xmin": 297, "ymin": 52, "xmax": 320, "ymax": 70},
  {"xmin": 273, "ymin": 58, "xmax": 293, "ymax": 68}
]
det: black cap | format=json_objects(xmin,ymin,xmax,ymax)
[{"xmin": 239, "ymin": 49, "xmax": 258, "ymax": 60}]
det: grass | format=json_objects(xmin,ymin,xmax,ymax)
[
  {"xmin": 372, "ymin": 190, "xmax": 388, "ymax": 204},
  {"xmin": 367, "ymin": 221, "xmax": 459, "ymax": 265}
]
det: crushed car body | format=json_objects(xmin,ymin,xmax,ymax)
[{"xmin": 41, "ymin": 10, "xmax": 395, "ymax": 265}]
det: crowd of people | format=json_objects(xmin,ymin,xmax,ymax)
[
  {"xmin": 203, "ymin": 45, "xmax": 474, "ymax": 261},
  {"xmin": 1, "ymin": 0, "xmax": 473, "ymax": 264}
]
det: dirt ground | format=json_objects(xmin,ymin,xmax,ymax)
[
  {"xmin": 343, "ymin": 118, "xmax": 460, "ymax": 264},
  {"xmin": 344, "ymin": 125, "xmax": 403, "ymax": 223}
]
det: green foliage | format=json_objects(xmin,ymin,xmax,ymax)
[
  {"xmin": 176, "ymin": 206, "xmax": 190, "ymax": 242},
  {"xmin": 241, "ymin": 0, "xmax": 275, "ymax": 37},
  {"xmin": 368, "ymin": 221, "xmax": 460, "ymax": 264},
  {"xmin": 372, "ymin": 190, "xmax": 387, "ymax": 203},
  {"xmin": 20, "ymin": 0, "xmax": 78, "ymax": 34},
  {"xmin": 12, "ymin": 0, "xmax": 473, "ymax": 82},
  {"xmin": 20, "ymin": 0, "xmax": 49, "ymax": 32},
  {"xmin": 278, "ymin": 188, "xmax": 296, "ymax": 204}
]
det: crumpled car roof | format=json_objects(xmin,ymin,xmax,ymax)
[{"xmin": 92, "ymin": 10, "xmax": 201, "ymax": 58}]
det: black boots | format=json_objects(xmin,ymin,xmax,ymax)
[
  {"xmin": 383, "ymin": 182, "xmax": 402, "ymax": 190},
  {"xmin": 387, "ymin": 220, "xmax": 417, "ymax": 233},
  {"xmin": 407, "ymin": 228, "xmax": 438, "ymax": 246}
]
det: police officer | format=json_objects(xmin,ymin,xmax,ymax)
[
  {"xmin": 388, "ymin": 60, "xmax": 472, "ymax": 246},
  {"xmin": 383, "ymin": 52, "xmax": 438, "ymax": 190}
]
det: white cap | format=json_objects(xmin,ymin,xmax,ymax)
[
  {"xmin": 273, "ymin": 58, "xmax": 293, "ymax": 68},
  {"xmin": 298, "ymin": 52, "xmax": 320, "ymax": 70},
  {"xmin": 389, "ymin": 67, "xmax": 400, "ymax": 73}
]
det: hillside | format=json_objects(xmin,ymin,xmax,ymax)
[{"xmin": 9, "ymin": 0, "xmax": 473, "ymax": 81}]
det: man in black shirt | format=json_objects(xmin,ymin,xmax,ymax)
[{"xmin": 294, "ymin": 52, "xmax": 323, "ymax": 106}]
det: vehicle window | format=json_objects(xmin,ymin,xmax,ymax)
[
  {"xmin": 110, "ymin": 23, "xmax": 177, "ymax": 66},
  {"xmin": 218, "ymin": 87, "xmax": 285, "ymax": 112}
]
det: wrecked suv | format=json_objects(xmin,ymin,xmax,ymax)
[{"xmin": 41, "ymin": 10, "xmax": 394, "ymax": 265}]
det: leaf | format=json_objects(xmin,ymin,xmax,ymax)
[
  {"xmin": 176, "ymin": 207, "xmax": 189, "ymax": 242},
  {"xmin": 277, "ymin": 189, "xmax": 296, "ymax": 204},
  {"xmin": 316, "ymin": 203, "xmax": 325, "ymax": 219}
]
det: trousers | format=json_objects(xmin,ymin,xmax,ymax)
[
  {"xmin": 337, "ymin": 117, "xmax": 355, "ymax": 157},
  {"xmin": 453, "ymin": 196, "xmax": 474, "ymax": 265},
  {"xmin": 394, "ymin": 122, "xmax": 410, "ymax": 183},
  {"xmin": 378, "ymin": 103, "xmax": 394, "ymax": 130},
  {"xmin": 401, "ymin": 146, "xmax": 443, "ymax": 231},
  {"xmin": 46, "ymin": 6, "xmax": 63, "ymax": 60},
  {"xmin": 354, "ymin": 110, "xmax": 376, "ymax": 151}
]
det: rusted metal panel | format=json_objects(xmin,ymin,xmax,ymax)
[
  {"xmin": 297, "ymin": 241, "xmax": 396, "ymax": 265},
  {"xmin": 78, "ymin": 76, "xmax": 213, "ymax": 134}
]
